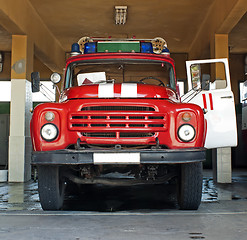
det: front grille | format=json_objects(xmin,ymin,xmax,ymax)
[
  {"xmin": 129, "ymin": 124, "xmax": 145, "ymax": 127},
  {"xmin": 110, "ymin": 116, "xmax": 126, "ymax": 119},
  {"xmin": 68, "ymin": 105, "xmax": 168, "ymax": 139},
  {"xmin": 83, "ymin": 132, "xmax": 116, "ymax": 138},
  {"xmin": 82, "ymin": 132, "xmax": 155, "ymax": 138},
  {"xmin": 120, "ymin": 133, "xmax": 155, "ymax": 138},
  {"xmin": 81, "ymin": 106, "xmax": 155, "ymax": 111},
  {"xmin": 72, "ymin": 116, "xmax": 88, "ymax": 119},
  {"xmin": 91, "ymin": 116, "xmax": 107, "ymax": 119},
  {"xmin": 129, "ymin": 116, "xmax": 145, "ymax": 119},
  {"xmin": 110, "ymin": 124, "xmax": 126, "ymax": 127},
  {"xmin": 72, "ymin": 123, "xmax": 88, "ymax": 127}
]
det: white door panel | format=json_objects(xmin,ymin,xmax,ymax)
[{"xmin": 184, "ymin": 58, "xmax": 237, "ymax": 149}]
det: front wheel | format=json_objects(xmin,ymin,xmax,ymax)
[
  {"xmin": 38, "ymin": 166, "xmax": 66, "ymax": 210},
  {"xmin": 177, "ymin": 162, "xmax": 203, "ymax": 210}
]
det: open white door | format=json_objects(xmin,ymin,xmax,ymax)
[{"xmin": 181, "ymin": 58, "xmax": 237, "ymax": 149}]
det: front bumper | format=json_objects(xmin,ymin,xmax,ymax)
[{"xmin": 32, "ymin": 148, "xmax": 206, "ymax": 165}]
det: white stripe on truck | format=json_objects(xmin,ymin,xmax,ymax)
[
  {"xmin": 121, "ymin": 83, "xmax": 137, "ymax": 98},
  {"xmin": 98, "ymin": 83, "xmax": 114, "ymax": 98},
  {"xmin": 98, "ymin": 83, "xmax": 138, "ymax": 98}
]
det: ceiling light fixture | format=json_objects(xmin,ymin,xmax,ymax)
[{"xmin": 115, "ymin": 6, "xmax": 127, "ymax": 25}]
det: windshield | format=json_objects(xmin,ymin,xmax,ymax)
[{"xmin": 65, "ymin": 61, "xmax": 176, "ymax": 89}]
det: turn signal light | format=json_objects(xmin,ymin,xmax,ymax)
[
  {"xmin": 45, "ymin": 111, "xmax": 55, "ymax": 121},
  {"xmin": 182, "ymin": 112, "xmax": 191, "ymax": 122}
]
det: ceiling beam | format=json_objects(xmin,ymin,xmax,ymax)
[
  {"xmin": 188, "ymin": 0, "xmax": 247, "ymax": 60},
  {"xmin": 0, "ymin": 0, "xmax": 65, "ymax": 72},
  {"xmin": 217, "ymin": 0, "xmax": 247, "ymax": 34}
]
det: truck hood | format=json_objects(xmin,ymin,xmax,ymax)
[{"xmin": 61, "ymin": 83, "xmax": 178, "ymax": 101}]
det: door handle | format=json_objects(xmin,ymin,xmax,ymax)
[{"xmin": 221, "ymin": 96, "xmax": 232, "ymax": 99}]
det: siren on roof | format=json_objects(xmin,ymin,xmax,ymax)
[{"xmin": 71, "ymin": 43, "xmax": 81, "ymax": 56}]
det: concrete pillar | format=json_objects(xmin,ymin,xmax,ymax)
[
  {"xmin": 212, "ymin": 148, "xmax": 232, "ymax": 183},
  {"xmin": 211, "ymin": 34, "xmax": 232, "ymax": 183},
  {"xmin": 8, "ymin": 35, "xmax": 33, "ymax": 182}
]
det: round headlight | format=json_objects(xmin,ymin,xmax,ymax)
[
  {"xmin": 177, "ymin": 124, "xmax": 195, "ymax": 142},
  {"xmin": 50, "ymin": 73, "xmax": 61, "ymax": 84},
  {"xmin": 41, "ymin": 123, "xmax": 58, "ymax": 141},
  {"xmin": 45, "ymin": 111, "xmax": 55, "ymax": 121}
]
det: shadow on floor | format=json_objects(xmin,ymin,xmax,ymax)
[
  {"xmin": 1, "ymin": 170, "xmax": 247, "ymax": 211},
  {"xmin": 63, "ymin": 183, "xmax": 177, "ymax": 211}
]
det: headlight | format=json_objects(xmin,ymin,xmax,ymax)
[
  {"xmin": 177, "ymin": 124, "xmax": 195, "ymax": 142},
  {"xmin": 50, "ymin": 72, "xmax": 61, "ymax": 84},
  {"xmin": 41, "ymin": 123, "xmax": 58, "ymax": 141}
]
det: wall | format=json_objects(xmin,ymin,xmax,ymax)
[
  {"xmin": 170, "ymin": 53, "xmax": 188, "ymax": 80},
  {"xmin": 229, "ymin": 53, "xmax": 246, "ymax": 167},
  {"xmin": 0, "ymin": 52, "xmax": 11, "ymax": 80},
  {"xmin": 229, "ymin": 53, "xmax": 245, "ymax": 105},
  {"xmin": 33, "ymin": 56, "xmax": 53, "ymax": 79},
  {"xmin": 0, "ymin": 51, "xmax": 52, "ymax": 80},
  {"xmin": 0, "ymin": 51, "xmax": 52, "ymax": 114}
]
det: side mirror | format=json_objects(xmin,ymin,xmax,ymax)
[
  {"xmin": 202, "ymin": 74, "xmax": 210, "ymax": 90},
  {"xmin": 31, "ymin": 72, "xmax": 40, "ymax": 92},
  {"xmin": 242, "ymin": 80, "xmax": 247, "ymax": 102},
  {"xmin": 190, "ymin": 64, "xmax": 201, "ymax": 90}
]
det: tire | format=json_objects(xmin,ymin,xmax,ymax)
[
  {"xmin": 177, "ymin": 162, "xmax": 203, "ymax": 210},
  {"xmin": 38, "ymin": 166, "xmax": 65, "ymax": 210}
]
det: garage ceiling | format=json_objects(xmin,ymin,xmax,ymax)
[
  {"xmin": 29, "ymin": 0, "xmax": 217, "ymax": 53},
  {"xmin": 0, "ymin": 0, "xmax": 246, "ymax": 69},
  {"xmin": 229, "ymin": 12, "xmax": 247, "ymax": 53}
]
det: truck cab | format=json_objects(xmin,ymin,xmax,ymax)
[{"xmin": 31, "ymin": 37, "xmax": 237, "ymax": 210}]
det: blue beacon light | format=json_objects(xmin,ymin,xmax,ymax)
[
  {"xmin": 84, "ymin": 42, "xmax": 97, "ymax": 54},
  {"xmin": 162, "ymin": 47, "xmax": 170, "ymax": 56},
  {"xmin": 140, "ymin": 42, "xmax": 153, "ymax": 53},
  {"xmin": 71, "ymin": 43, "xmax": 81, "ymax": 56}
]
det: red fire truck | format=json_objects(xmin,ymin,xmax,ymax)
[{"xmin": 31, "ymin": 37, "xmax": 237, "ymax": 210}]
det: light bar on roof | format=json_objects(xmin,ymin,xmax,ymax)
[
  {"xmin": 71, "ymin": 37, "xmax": 170, "ymax": 55},
  {"xmin": 98, "ymin": 41, "xmax": 140, "ymax": 53},
  {"xmin": 140, "ymin": 42, "xmax": 153, "ymax": 53},
  {"xmin": 84, "ymin": 42, "xmax": 97, "ymax": 54}
]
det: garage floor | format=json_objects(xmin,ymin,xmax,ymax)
[{"xmin": 0, "ymin": 170, "xmax": 247, "ymax": 239}]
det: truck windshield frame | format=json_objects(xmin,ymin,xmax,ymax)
[{"xmin": 64, "ymin": 59, "xmax": 176, "ymax": 90}]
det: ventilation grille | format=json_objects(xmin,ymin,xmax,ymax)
[
  {"xmin": 68, "ymin": 105, "xmax": 168, "ymax": 139},
  {"xmin": 82, "ymin": 132, "xmax": 155, "ymax": 138},
  {"xmin": 81, "ymin": 106, "xmax": 155, "ymax": 112}
]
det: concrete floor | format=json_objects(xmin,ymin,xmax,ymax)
[{"xmin": 0, "ymin": 170, "xmax": 247, "ymax": 239}]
